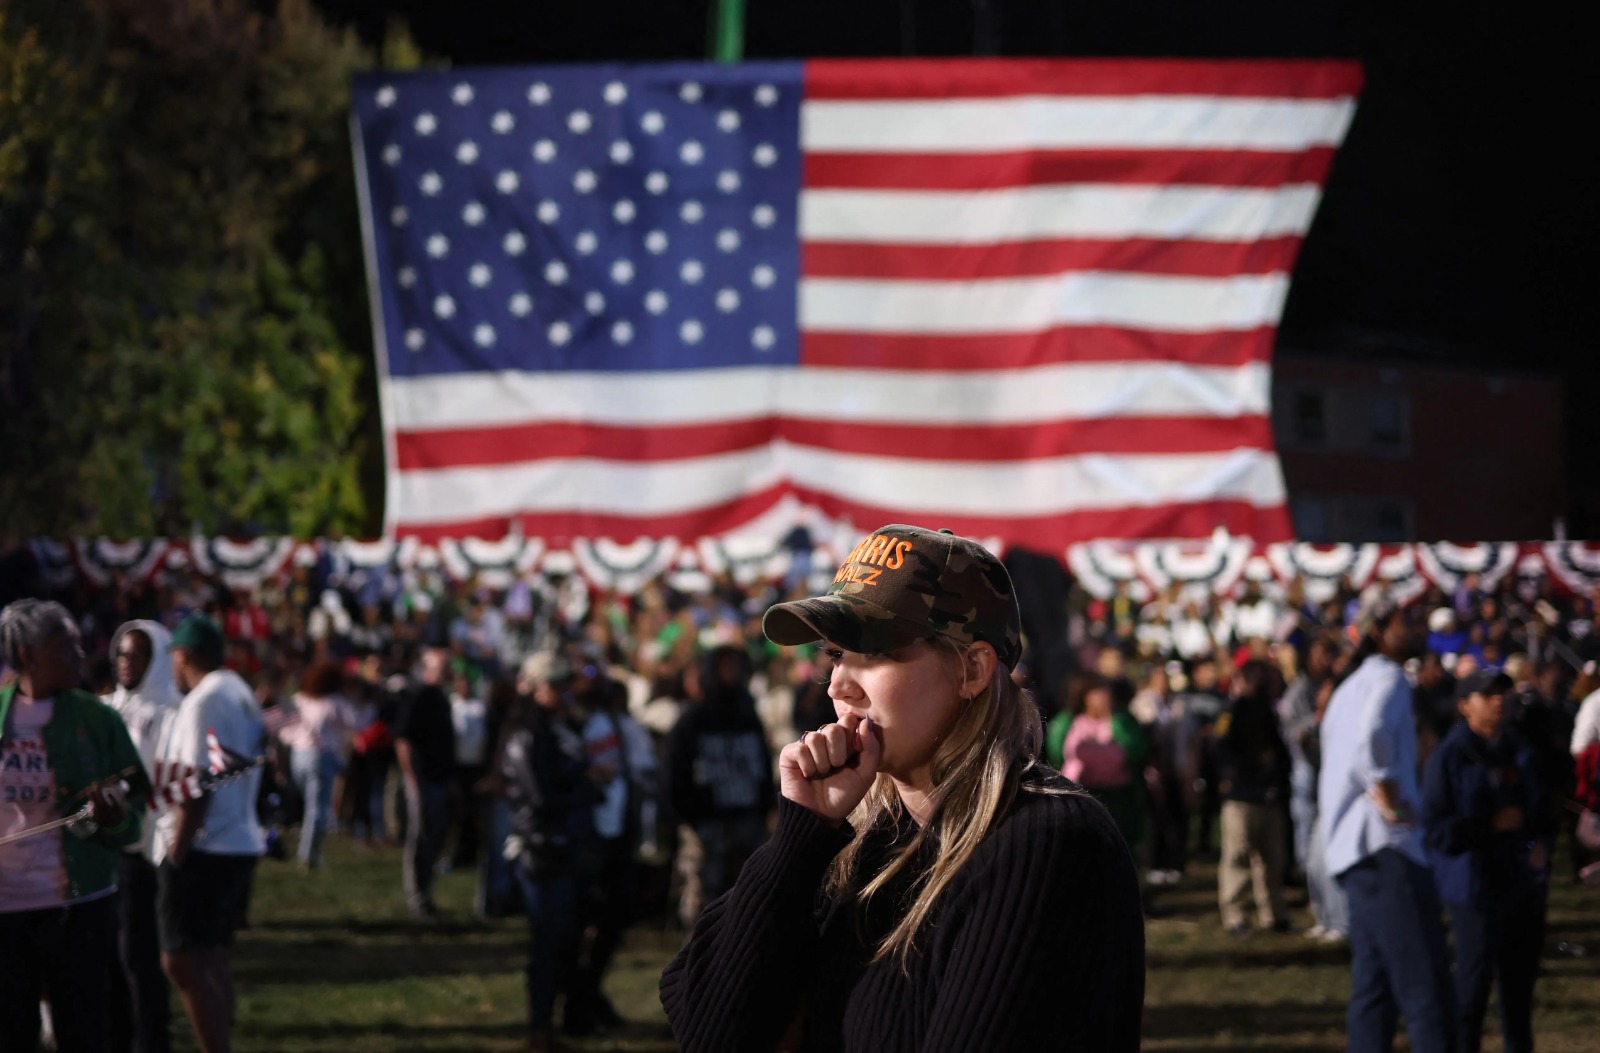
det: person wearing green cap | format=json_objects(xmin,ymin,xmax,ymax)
[
  {"xmin": 661, "ymin": 525, "xmax": 1144, "ymax": 1052},
  {"xmin": 154, "ymin": 613, "xmax": 264, "ymax": 1053}
]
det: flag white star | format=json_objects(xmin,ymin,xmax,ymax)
[
  {"xmin": 612, "ymin": 320, "xmax": 633, "ymax": 344},
  {"xmin": 375, "ymin": 85, "xmax": 396, "ymax": 108},
  {"xmin": 390, "ymin": 206, "xmax": 408, "ymax": 227},
  {"xmin": 611, "ymin": 259, "xmax": 635, "ymax": 284},
  {"xmin": 452, "ymin": 83, "xmax": 475, "ymax": 105},
  {"xmin": 528, "ymin": 82, "xmax": 551, "ymax": 105},
  {"xmin": 537, "ymin": 201, "xmax": 560, "ymax": 223},
  {"xmin": 610, "ymin": 140, "xmax": 634, "ymax": 164},
  {"xmin": 492, "ymin": 111, "xmax": 515, "ymax": 134},
  {"xmin": 434, "ymin": 294, "xmax": 456, "ymax": 318},
  {"xmin": 420, "ymin": 172, "xmax": 443, "ymax": 195},
  {"xmin": 510, "ymin": 293, "xmax": 533, "ymax": 316},
  {"xmin": 426, "ymin": 234, "xmax": 449, "ymax": 258},
  {"xmin": 533, "ymin": 139, "xmax": 557, "ymax": 162},
  {"xmin": 717, "ymin": 109, "xmax": 741, "ymax": 132},
  {"xmin": 575, "ymin": 231, "xmax": 598, "ymax": 255},
  {"xmin": 613, "ymin": 199, "xmax": 636, "ymax": 223},
  {"xmin": 382, "ymin": 144, "xmax": 401, "ymax": 165},
  {"xmin": 752, "ymin": 325, "xmax": 776, "ymax": 349},
  {"xmin": 752, "ymin": 264, "xmax": 776, "ymax": 288},
  {"xmin": 753, "ymin": 143, "xmax": 777, "ymax": 167},
  {"xmin": 641, "ymin": 111, "xmax": 665, "ymax": 134},
  {"xmin": 645, "ymin": 290, "xmax": 668, "ymax": 314},
  {"xmin": 462, "ymin": 202, "xmax": 486, "ymax": 226},
  {"xmin": 405, "ymin": 328, "xmax": 425, "ymax": 350},
  {"xmin": 415, "ymin": 112, "xmax": 437, "ymax": 135},
  {"xmin": 398, "ymin": 267, "xmax": 417, "ymax": 287},
  {"xmin": 717, "ymin": 288, "xmax": 740, "ymax": 313},
  {"xmin": 573, "ymin": 168, "xmax": 598, "ymax": 193},
  {"xmin": 545, "ymin": 261, "xmax": 568, "ymax": 285},
  {"xmin": 568, "ymin": 110, "xmax": 592, "ymax": 134},
  {"xmin": 680, "ymin": 141, "xmax": 704, "ymax": 165},
  {"xmin": 585, "ymin": 291, "xmax": 606, "ymax": 315},
  {"xmin": 504, "ymin": 231, "xmax": 527, "ymax": 255},
  {"xmin": 717, "ymin": 228, "xmax": 741, "ymax": 252},
  {"xmin": 717, "ymin": 170, "xmax": 741, "ymax": 193},
  {"xmin": 549, "ymin": 320, "xmax": 571, "ymax": 345},
  {"xmin": 755, "ymin": 84, "xmax": 779, "ymax": 107},
  {"xmin": 681, "ymin": 319, "xmax": 704, "ymax": 343},
  {"xmin": 752, "ymin": 204, "xmax": 776, "ymax": 228},
  {"xmin": 645, "ymin": 230, "xmax": 668, "ymax": 254},
  {"xmin": 496, "ymin": 170, "xmax": 520, "ymax": 194},
  {"xmin": 604, "ymin": 81, "xmax": 628, "ymax": 104},
  {"xmin": 645, "ymin": 171, "xmax": 669, "ymax": 194},
  {"xmin": 680, "ymin": 200, "xmax": 704, "ymax": 223},
  {"xmin": 457, "ymin": 141, "xmax": 479, "ymax": 164},
  {"xmin": 473, "ymin": 323, "xmax": 495, "ymax": 346},
  {"xmin": 679, "ymin": 82, "xmax": 703, "ymax": 103},
  {"xmin": 469, "ymin": 263, "xmax": 492, "ymax": 287},
  {"xmin": 680, "ymin": 259, "xmax": 704, "ymax": 284}
]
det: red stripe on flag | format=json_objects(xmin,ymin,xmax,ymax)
[
  {"xmin": 803, "ymin": 148, "xmax": 1336, "ymax": 190},
  {"xmin": 394, "ymin": 486, "xmax": 795, "ymax": 545},
  {"xmin": 801, "ymin": 325, "xmax": 1276, "ymax": 371},
  {"xmin": 804, "ymin": 58, "xmax": 1364, "ymax": 101},
  {"xmin": 395, "ymin": 414, "xmax": 1274, "ymax": 472},
  {"xmin": 790, "ymin": 486, "xmax": 1297, "ymax": 549},
  {"xmin": 801, "ymin": 237, "xmax": 1304, "ymax": 280}
]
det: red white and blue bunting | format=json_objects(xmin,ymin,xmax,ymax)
[{"xmin": 20, "ymin": 536, "xmax": 1600, "ymax": 601}]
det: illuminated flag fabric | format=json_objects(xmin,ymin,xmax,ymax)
[{"xmin": 352, "ymin": 59, "xmax": 1361, "ymax": 550}]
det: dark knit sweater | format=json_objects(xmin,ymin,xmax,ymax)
[{"xmin": 660, "ymin": 770, "xmax": 1145, "ymax": 1052}]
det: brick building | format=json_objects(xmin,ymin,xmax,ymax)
[{"xmin": 1271, "ymin": 348, "xmax": 1567, "ymax": 542}]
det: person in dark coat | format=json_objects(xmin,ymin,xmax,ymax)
[
  {"xmin": 1421, "ymin": 670, "xmax": 1547, "ymax": 1053},
  {"xmin": 661, "ymin": 525, "xmax": 1143, "ymax": 1052}
]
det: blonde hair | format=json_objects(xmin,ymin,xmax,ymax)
[{"xmin": 822, "ymin": 639, "xmax": 1071, "ymax": 969}]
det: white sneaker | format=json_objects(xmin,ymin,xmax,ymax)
[
  {"xmin": 1318, "ymin": 929, "xmax": 1348, "ymax": 945},
  {"xmin": 1305, "ymin": 924, "xmax": 1327, "ymax": 939}
]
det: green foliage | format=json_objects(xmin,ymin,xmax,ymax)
[{"xmin": 0, "ymin": 0, "xmax": 410, "ymax": 538}]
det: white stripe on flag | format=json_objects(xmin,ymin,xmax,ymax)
[
  {"xmin": 799, "ymin": 273, "xmax": 1290, "ymax": 334},
  {"xmin": 802, "ymin": 96, "xmax": 1358, "ymax": 153},
  {"xmin": 393, "ymin": 446, "xmax": 1285, "ymax": 525},
  {"xmin": 387, "ymin": 361, "xmax": 1273, "ymax": 430},
  {"xmin": 799, "ymin": 185, "xmax": 1324, "ymax": 244}
]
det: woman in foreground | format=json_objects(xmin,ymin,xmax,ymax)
[{"xmin": 661, "ymin": 524, "xmax": 1145, "ymax": 1052}]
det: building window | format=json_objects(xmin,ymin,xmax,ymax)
[
  {"xmin": 1291, "ymin": 494, "xmax": 1414, "ymax": 542},
  {"xmin": 1366, "ymin": 390, "xmax": 1406, "ymax": 450}
]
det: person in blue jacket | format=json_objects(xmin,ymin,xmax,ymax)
[{"xmin": 1421, "ymin": 669, "xmax": 1547, "ymax": 1053}]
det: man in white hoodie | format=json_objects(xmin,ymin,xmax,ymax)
[{"xmin": 105, "ymin": 619, "xmax": 180, "ymax": 1053}]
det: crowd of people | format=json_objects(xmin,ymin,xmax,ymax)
[{"xmin": 3, "ymin": 536, "xmax": 1600, "ymax": 1052}]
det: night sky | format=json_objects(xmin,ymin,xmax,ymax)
[{"xmin": 318, "ymin": 0, "xmax": 1598, "ymax": 526}]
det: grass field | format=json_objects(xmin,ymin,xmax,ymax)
[{"xmin": 204, "ymin": 836, "xmax": 1600, "ymax": 1052}]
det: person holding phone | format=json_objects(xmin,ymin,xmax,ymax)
[{"xmin": 661, "ymin": 525, "xmax": 1144, "ymax": 1052}]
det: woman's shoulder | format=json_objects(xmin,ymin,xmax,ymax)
[{"xmin": 984, "ymin": 768, "xmax": 1127, "ymax": 858}]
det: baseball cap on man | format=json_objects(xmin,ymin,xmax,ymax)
[
  {"xmin": 763, "ymin": 524, "xmax": 1022, "ymax": 668},
  {"xmin": 170, "ymin": 613, "xmax": 225, "ymax": 657},
  {"xmin": 1455, "ymin": 669, "xmax": 1513, "ymax": 700}
]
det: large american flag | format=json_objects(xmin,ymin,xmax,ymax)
[{"xmin": 352, "ymin": 59, "xmax": 1360, "ymax": 550}]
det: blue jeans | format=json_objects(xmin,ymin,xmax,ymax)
[
  {"xmin": 1306, "ymin": 814, "xmax": 1349, "ymax": 934},
  {"xmin": 511, "ymin": 867, "xmax": 579, "ymax": 1032},
  {"xmin": 291, "ymin": 747, "xmax": 344, "ymax": 866},
  {"xmin": 1289, "ymin": 760, "xmax": 1317, "ymax": 870},
  {"xmin": 403, "ymin": 779, "xmax": 451, "ymax": 913},
  {"xmin": 1449, "ymin": 890, "xmax": 1546, "ymax": 1053},
  {"xmin": 1338, "ymin": 849, "xmax": 1456, "ymax": 1053}
]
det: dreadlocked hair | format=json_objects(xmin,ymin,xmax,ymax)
[{"xmin": 821, "ymin": 636, "xmax": 1075, "ymax": 971}]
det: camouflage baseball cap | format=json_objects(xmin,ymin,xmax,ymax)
[{"xmin": 763, "ymin": 524, "xmax": 1022, "ymax": 668}]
